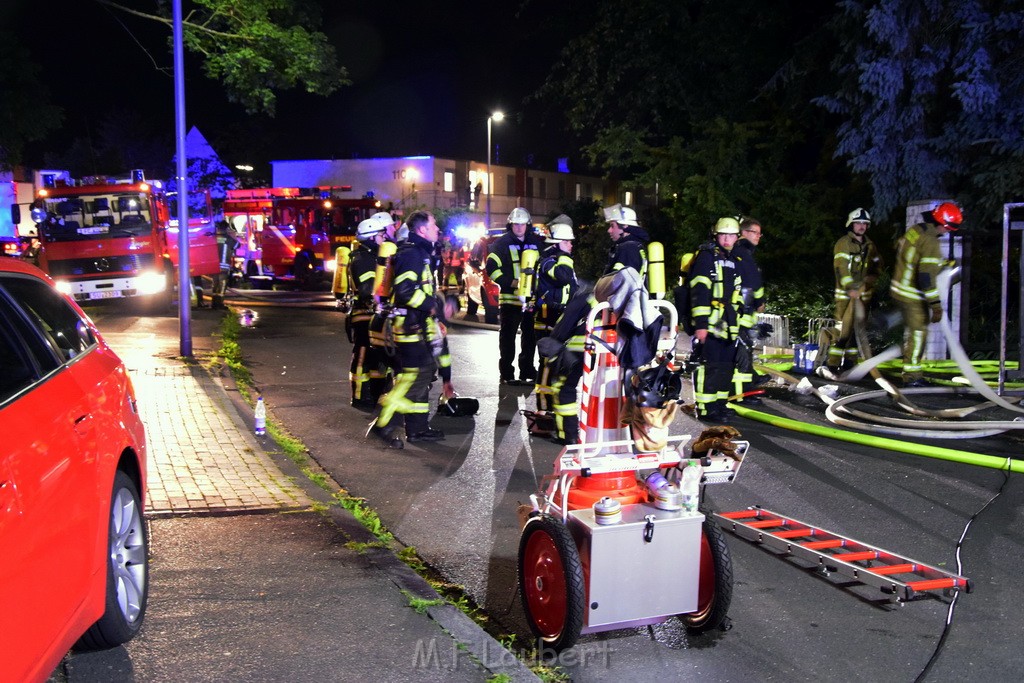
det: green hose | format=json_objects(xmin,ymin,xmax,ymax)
[{"xmin": 729, "ymin": 402, "xmax": 1023, "ymax": 473}]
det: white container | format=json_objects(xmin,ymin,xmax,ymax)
[
  {"xmin": 680, "ymin": 462, "xmax": 703, "ymax": 513},
  {"xmin": 254, "ymin": 396, "xmax": 267, "ymax": 436}
]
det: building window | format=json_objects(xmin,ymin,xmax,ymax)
[
  {"xmin": 624, "ymin": 190, "xmax": 633, "ymax": 205},
  {"xmin": 507, "ymin": 174, "xmax": 515, "ymax": 196},
  {"xmin": 575, "ymin": 183, "xmax": 582, "ymax": 201},
  {"xmin": 444, "ymin": 171, "xmax": 454, "ymax": 193},
  {"xmin": 585, "ymin": 183, "xmax": 592, "ymax": 199},
  {"xmin": 526, "ymin": 177, "xmax": 534, "ymax": 198},
  {"xmin": 539, "ymin": 178, "xmax": 547, "ymax": 199},
  {"xmin": 559, "ymin": 180, "xmax": 566, "ymax": 200}
]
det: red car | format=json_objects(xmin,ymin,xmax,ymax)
[{"xmin": 0, "ymin": 258, "xmax": 149, "ymax": 682}]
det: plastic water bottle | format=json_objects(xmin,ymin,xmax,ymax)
[
  {"xmin": 680, "ymin": 461, "xmax": 703, "ymax": 513},
  {"xmin": 254, "ymin": 396, "xmax": 266, "ymax": 436}
]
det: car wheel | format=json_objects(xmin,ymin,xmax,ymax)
[
  {"xmin": 75, "ymin": 470, "xmax": 149, "ymax": 650},
  {"xmin": 518, "ymin": 514, "xmax": 585, "ymax": 652},
  {"xmin": 679, "ymin": 513, "xmax": 733, "ymax": 633}
]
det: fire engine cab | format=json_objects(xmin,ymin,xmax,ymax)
[
  {"xmin": 223, "ymin": 187, "xmax": 381, "ymax": 289},
  {"xmin": 24, "ymin": 171, "xmax": 219, "ymax": 308}
]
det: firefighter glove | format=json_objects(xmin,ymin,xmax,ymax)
[{"xmin": 692, "ymin": 426, "xmax": 743, "ymax": 460}]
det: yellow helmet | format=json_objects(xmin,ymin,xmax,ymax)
[{"xmin": 714, "ymin": 217, "xmax": 740, "ymax": 235}]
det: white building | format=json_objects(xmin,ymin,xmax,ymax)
[{"xmin": 271, "ymin": 156, "xmax": 632, "ymax": 230}]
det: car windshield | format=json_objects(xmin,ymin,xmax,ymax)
[{"xmin": 38, "ymin": 192, "xmax": 152, "ymax": 242}]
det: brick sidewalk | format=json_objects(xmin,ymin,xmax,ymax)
[{"xmin": 131, "ymin": 365, "xmax": 313, "ymax": 516}]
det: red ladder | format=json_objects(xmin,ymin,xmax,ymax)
[{"xmin": 713, "ymin": 507, "xmax": 971, "ymax": 602}]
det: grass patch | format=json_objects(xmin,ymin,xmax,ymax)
[
  {"xmin": 401, "ymin": 590, "xmax": 446, "ymax": 614},
  {"xmin": 333, "ymin": 491, "xmax": 394, "ymax": 544}
]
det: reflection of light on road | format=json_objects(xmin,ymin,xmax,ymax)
[{"xmin": 396, "ymin": 394, "xmax": 532, "ymax": 604}]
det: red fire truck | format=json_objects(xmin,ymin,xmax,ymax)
[
  {"xmin": 24, "ymin": 172, "xmax": 219, "ymax": 308},
  {"xmin": 223, "ymin": 187, "xmax": 381, "ymax": 288}
]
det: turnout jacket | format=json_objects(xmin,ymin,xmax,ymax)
[
  {"xmin": 604, "ymin": 227, "xmax": 649, "ymax": 279},
  {"xmin": 391, "ymin": 232, "xmax": 439, "ymax": 343},
  {"xmin": 731, "ymin": 237, "xmax": 763, "ymax": 328},
  {"xmin": 485, "ymin": 229, "xmax": 544, "ymax": 305},
  {"xmin": 890, "ymin": 222, "xmax": 947, "ymax": 309},
  {"xmin": 833, "ymin": 231, "xmax": 883, "ymax": 304},
  {"xmin": 688, "ymin": 241, "xmax": 743, "ymax": 341},
  {"xmin": 348, "ymin": 242, "xmax": 379, "ymax": 323},
  {"xmin": 535, "ymin": 246, "xmax": 578, "ymax": 312}
]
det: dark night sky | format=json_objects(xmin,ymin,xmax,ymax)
[{"xmin": 14, "ymin": 0, "xmax": 583, "ymax": 176}]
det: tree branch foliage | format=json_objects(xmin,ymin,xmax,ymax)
[
  {"xmin": 817, "ymin": 0, "xmax": 1024, "ymax": 223},
  {"xmin": 0, "ymin": 30, "xmax": 63, "ymax": 170},
  {"xmin": 101, "ymin": 0, "xmax": 349, "ymax": 116}
]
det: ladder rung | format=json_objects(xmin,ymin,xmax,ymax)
[
  {"xmin": 748, "ymin": 519, "xmax": 786, "ymax": 529},
  {"xmin": 872, "ymin": 563, "xmax": 916, "ymax": 576},
  {"xmin": 836, "ymin": 551, "xmax": 880, "ymax": 563},
  {"xmin": 775, "ymin": 528, "xmax": 814, "ymax": 538},
  {"xmin": 802, "ymin": 539, "xmax": 844, "ymax": 550},
  {"xmin": 720, "ymin": 509, "xmax": 763, "ymax": 520},
  {"xmin": 907, "ymin": 578, "xmax": 961, "ymax": 592}
]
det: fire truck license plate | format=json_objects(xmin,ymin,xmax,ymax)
[{"xmin": 90, "ymin": 291, "xmax": 121, "ymax": 300}]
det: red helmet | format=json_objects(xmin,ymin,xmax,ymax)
[{"xmin": 932, "ymin": 202, "xmax": 963, "ymax": 229}]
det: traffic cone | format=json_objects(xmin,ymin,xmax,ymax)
[{"xmin": 568, "ymin": 305, "xmax": 645, "ymax": 510}]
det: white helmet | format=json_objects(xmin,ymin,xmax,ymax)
[
  {"xmin": 371, "ymin": 211, "xmax": 394, "ymax": 225},
  {"xmin": 357, "ymin": 217, "xmax": 387, "ymax": 240},
  {"xmin": 714, "ymin": 216, "xmax": 741, "ymax": 235},
  {"xmin": 507, "ymin": 207, "xmax": 531, "ymax": 225},
  {"xmin": 603, "ymin": 203, "xmax": 639, "ymax": 227},
  {"xmin": 548, "ymin": 223, "xmax": 575, "ymax": 242},
  {"xmin": 846, "ymin": 208, "xmax": 871, "ymax": 227}
]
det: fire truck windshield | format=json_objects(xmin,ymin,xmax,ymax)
[{"xmin": 38, "ymin": 192, "xmax": 152, "ymax": 242}]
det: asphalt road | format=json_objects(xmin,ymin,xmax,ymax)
[{"xmin": 187, "ymin": 296, "xmax": 1024, "ymax": 682}]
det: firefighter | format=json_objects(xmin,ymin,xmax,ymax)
[
  {"xmin": 818, "ymin": 208, "xmax": 884, "ymax": 377},
  {"xmin": 348, "ymin": 216, "xmax": 392, "ymax": 409},
  {"xmin": 603, "ymin": 203, "xmax": 649, "ymax": 277},
  {"xmin": 533, "ymin": 216, "xmax": 580, "ymax": 441},
  {"xmin": 732, "ymin": 216, "xmax": 766, "ymax": 403},
  {"xmin": 890, "ymin": 201, "xmax": 962, "ymax": 387},
  {"xmin": 689, "ymin": 217, "xmax": 745, "ymax": 423},
  {"xmin": 486, "ymin": 207, "xmax": 545, "ymax": 384},
  {"xmin": 368, "ymin": 211, "xmax": 446, "ymax": 448}
]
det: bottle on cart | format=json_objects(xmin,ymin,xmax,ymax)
[
  {"xmin": 254, "ymin": 396, "xmax": 267, "ymax": 436},
  {"xmin": 680, "ymin": 461, "xmax": 703, "ymax": 513}
]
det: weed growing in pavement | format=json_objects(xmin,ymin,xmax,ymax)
[
  {"xmin": 333, "ymin": 492, "xmax": 394, "ymax": 544},
  {"xmin": 345, "ymin": 540, "xmax": 388, "ymax": 554},
  {"xmin": 402, "ymin": 590, "xmax": 445, "ymax": 614},
  {"xmin": 486, "ymin": 675, "xmax": 512, "ymax": 683}
]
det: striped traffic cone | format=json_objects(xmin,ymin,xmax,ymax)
[{"xmin": 569, "ymin": 304, "xmax": 645, "ymax": 510}]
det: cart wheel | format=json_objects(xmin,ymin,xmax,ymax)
[
  {"xmin": 681, "ymin": 514, "xmax": 733, "ymax": 633},
  {"xmin": 518, "ymin": 514, "xmax": 585, "ymax": 652}
]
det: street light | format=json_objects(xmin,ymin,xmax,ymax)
[{"xmin": 486, "ymin": 111, "xmax": 504, "ymax": 230}]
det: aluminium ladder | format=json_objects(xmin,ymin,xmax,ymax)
[{"xmin": 713, "ymin": 507, "xmax": 971, "ymax": 602}]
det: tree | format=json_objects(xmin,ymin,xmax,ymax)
[
  {"xmin": 98, "ymin": 0, "xmax": 349, "ymax": 116},
  {"xmin": 0, "ymin": 30, "xmax": 63, "ymax": 170},
  {"xmin": 817, "ymin": 0, "xmax": 1024, "ymax": 223}
]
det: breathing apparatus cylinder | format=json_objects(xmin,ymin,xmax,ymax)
[
  {"xmin": 331, "ymin": 246, "xmax": 351, "ymax": 296},
  {"xmin": 517, "ymin": 248, "xmax": 539, "ymax": 299},
  {"xmin": 373, "ymin": 240, "xmax": 397, "ymax": 299},
  {"xmin": 647, "ymin": 241, "xmax": 665, "ymax": 299}
]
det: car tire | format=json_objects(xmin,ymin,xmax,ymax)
[{"xmin": 75, "ymin": 470, "xmax": 149, "ymax": 650}]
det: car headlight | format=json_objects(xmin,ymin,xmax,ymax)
[
  {"xmin": 324, "ymin": 259, "xmax": 337, "ymax": 273},
  {"xmin": 136, "ymin": 271, "xmax": 167, "ymax": 295},
  {"xmin": 55, "ymin": 280, "xmax": 73, "ymax": 295}
]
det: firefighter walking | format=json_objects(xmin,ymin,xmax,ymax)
[
  {"xmin": 689, "ymin": 217, "xmax": 745, "ymax": 423},
  {"xmin": 486, "ymin": 207, "xmax": 544, "ymax": 384},
  {"xmin": 603, "ymin": 203, "xmax": 649, "ymax": 277},
  {"xmin": 368, "ymin": 211, "xmax": 447, "ymax": 448},
  {"xmin": 890, "ymin": 201, "xmax": 962, "ymax": 387},
  {"xmin": 818, "ymin": 208, "xmax": 884, "ymax": 377}
]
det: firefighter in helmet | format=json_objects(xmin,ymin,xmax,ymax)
[
  {"xmin": 603, "ymin": 203, "xmax": 649, "ymax": 278},
  {"xmin": 348, "ymin": 216, "xmax": 393, "ymax": 409},
  {"xmin": 689, "ymin": 217, "xmax": 745, "ymax": 423},
  {"xmin": 486, "ymin": 207, "xmax": 545, "ymax": 384},
  {"xmin": 890, "ymin": 201, "xmax": 962, "ymax": 386},
  {"xmin": 533, "ymin": 215, "xmax": 582, "ymax": 443},
  {"xmin": 818, "ymin": 207, "xmax": 884, "ymax": 377},
  {"xmin": 368, "ymin": 211, "xmax": 447, "ymax": 448}
]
